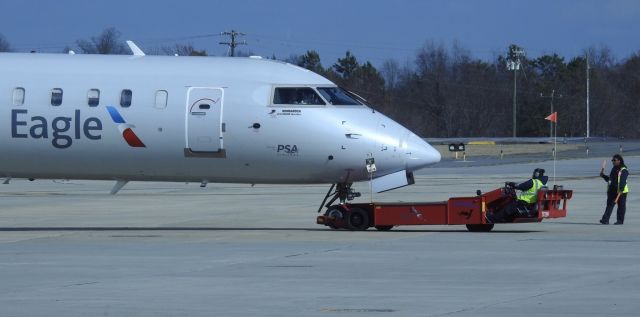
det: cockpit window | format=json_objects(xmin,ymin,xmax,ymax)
[
  {"xmin": 273, "ymin": 87, "xmax": 325, "ymax": 105},
  {"xmin": 317, "ymin": 87, "xmax": 362, "ymax": 106}
]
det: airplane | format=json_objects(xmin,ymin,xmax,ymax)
[{"xmin": 0, "ymin": 42, "xmax": 441, "ymax": 209}]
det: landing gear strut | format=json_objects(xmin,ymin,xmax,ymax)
[{"xmin": 317, "ymin": 183, "xmax": 361, "ymax": 214}]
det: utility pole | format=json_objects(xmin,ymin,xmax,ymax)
[
  {"xmin": 507, "ymin": 45, "xmax": 525, "ymax": 138},
  {"xmin": 540, "ymin": 90, "xmax": 563, "ymax": 138},
  {"xmin": 219, "ymin": 30, "xmax": 246, "ymax": 57},
  {"xmin": 586, "ymin": 54, "xmax": 590, "ymax": 139}
]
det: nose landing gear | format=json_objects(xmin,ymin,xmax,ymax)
[
  {"xmin": 316, "ymin": 183, "xmax": 361, "ymax": 214},
  {"xmin": 317, "ymin": 183, "xmax": 369, "ymax": 231}
]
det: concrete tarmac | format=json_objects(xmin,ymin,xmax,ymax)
[{"xmin": 1, "ymin": 156, "xmax": 639, "ymax": 316}]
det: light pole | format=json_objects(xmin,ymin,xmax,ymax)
[
  {"xmin": 586, "ymin": 54, "xmax": 590, "ymax": 138},
  {"xmin": 507, "ymin": 45, "xmax": 525, "ymax": 138}
]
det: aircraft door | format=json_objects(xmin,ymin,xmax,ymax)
[{"xmin": 186, "ymin": 87, "xmax": 224, "ymax": 153}]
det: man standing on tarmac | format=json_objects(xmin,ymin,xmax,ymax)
[
  {"xmin": 599, "ymin": 154, "xmax": 629, "ymax": 225},
  {"xmin": 489, "ymin": 168, "xmax": 549, "ymax": 222}
]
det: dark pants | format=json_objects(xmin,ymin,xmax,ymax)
[
  {"xmin": 601, "ymin": 192, "xmax": 627, "ymax": 224},
  {"xmin": 490, "ymin": 200, "xmax": 534, "ymax": 222}
]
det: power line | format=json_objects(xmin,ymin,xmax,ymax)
[
  {"xmin": 219, "ymin": 30, "xmax": 246, "ymax": 57},
  {"xmin": 11, "ymin": 33, "xmax": 225, "ymax": 52}
]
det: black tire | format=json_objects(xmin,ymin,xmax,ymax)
[
  {"xmin": 466, "ymin": 224, "xmax": 494, "ymax": 232},
  {"xmin": 325, "ymin": 208, "xmax": 344, "ymax": 230},
  {"xmin": 375, "ymin": 225, "xmax": 394, "ymax": 231},
  {"xmin": 347, "ymin": 208, "xmax": 370, "ymax": 231}
]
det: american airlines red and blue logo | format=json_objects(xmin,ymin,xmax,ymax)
[{"xmin": 106, "ymin": 106, "xmax": 146, "ymax": 148}]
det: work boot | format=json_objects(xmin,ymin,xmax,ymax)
[
  {"xmin": 614, "ymin": 222, "xmax": 623, "ymax": 225},
  {"xmin": 599, "ymin": 219, "xmax": 609, "ymax": 225}
]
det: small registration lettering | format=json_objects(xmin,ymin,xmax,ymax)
[{"xmin": 269, "ymin": 109, "xmax": 302, "ymax": 117}]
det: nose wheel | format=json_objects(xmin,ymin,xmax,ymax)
[
  {"xmin": 320, "ymin": 205, "xmax": 371, "ymax": 231},
  {"xmin": 317, "ymin": 183, "xmax": 369, "ymax": 231}
]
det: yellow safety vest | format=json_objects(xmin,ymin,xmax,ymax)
[
  {"xmin": 518, "ymin": 179, "xmax": 543, "ymax": 204},
  {"xmin": 606, "ymin": 167, "xmax": 630, "ymax": 193},
  {"xmin": 618, "ymin": 167, "xmax": 629, "ymax": 194}
]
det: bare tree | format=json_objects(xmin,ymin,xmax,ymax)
[
  {"xmin": 76, "ymin": 27, "xmax": 127, "ymax": 54},
  {"xmin": 233, "ymin": 49, "xmax": 255, "ymax": 57},
  {"xmin": 0, "ymin": 34, "xmax": 11, "ymax": 52},
  {"xmin": 162, "ymin": 44, "xmax": 207, "ymax": 56},
  {"xmin": 381, "ymin": 59, "xmax": 400, "ymax": 90}
]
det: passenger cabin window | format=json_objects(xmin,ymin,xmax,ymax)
[
  {"xmin": 51, "ymin": 88, "xmax": 63, "ymax": 106},
  {"xmin": 273, "ymin": 87, "xmax": 325, "ymax": 105},
  {"xmin": 317, "ymin": 87, "xmax": 362, "ymax": 106},
  {"xmin": 120, "ymin": 89, "xmax": 132, "ymax": 107},
  {"xmin": 12, "ymin": 87, "xmax": 25, "ymax": 106},
  {"xmin": 87, "ymin": 89, "xmax": 100, "ymax": 107},
  {"xmin": 154, "ymin": 90, "xmax": 168, "ymax": 109}
]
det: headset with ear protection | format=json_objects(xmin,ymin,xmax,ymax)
[{"xmin": 532, "ymin": 168, "xmax": 545, "ymax": 179}]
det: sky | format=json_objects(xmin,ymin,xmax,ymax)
[{"xmin": 1, "ymin": 0, "xmax": 639, "ymax": 67}]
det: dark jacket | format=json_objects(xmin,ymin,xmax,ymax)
[
  {"xmin": 515, "ymin": 176, "xmax": 549, "ymax": 191},
  {"xmin": 601, "ymin": 166, "xmax": 629, "ymax": 193}
]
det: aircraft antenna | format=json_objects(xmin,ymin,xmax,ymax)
[{"xmin": 219, "ymin": 30, "xmax": 247, "ymax": 57}]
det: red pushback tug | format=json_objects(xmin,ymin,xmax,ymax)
[{"xmin": 317, "ymin": 184, "xmax": 573, "ymax": 232}]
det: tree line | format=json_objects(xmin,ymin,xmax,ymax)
[
  {"xmin": 298, "ymin": 44, "xmax": 640, "ymax": 139},
  {"xmin": 1, "ymin": 29, "xmax": 638, "ymax": 138}
]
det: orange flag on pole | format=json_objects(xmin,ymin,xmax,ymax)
[{"xmin": 545, "ymin": 112, "xmax": 558, "ymax": 123}]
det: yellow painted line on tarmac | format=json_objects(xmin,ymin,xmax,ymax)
[{"xmin": 468, "ymin": 141, "xmax": 496, "ymax": 145}]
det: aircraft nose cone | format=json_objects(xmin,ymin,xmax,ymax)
[{"xmin": 405, "ymin": 134, "xmax": 441, "ymax": 171}]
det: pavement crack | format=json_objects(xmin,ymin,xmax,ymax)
[
  {"xmin": 284, "ymin": 252, "xmax": 309, "ymax": 258},
  {"xmin": 62, "ymin": 281, "xmax": 98, "ymax": 288}
]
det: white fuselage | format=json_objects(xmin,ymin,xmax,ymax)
[{"xmin": 0, "ymin": 53, "xmax": 440, "ymax": 185}]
